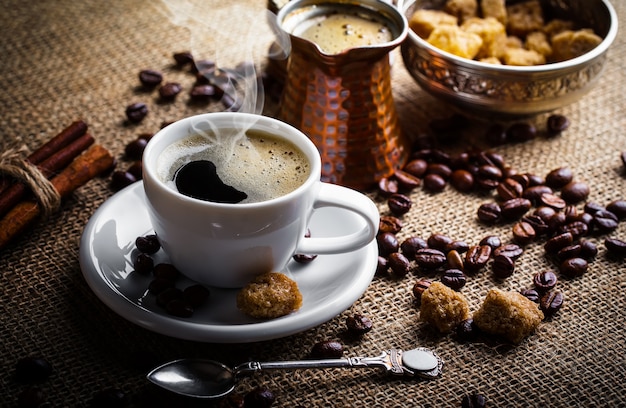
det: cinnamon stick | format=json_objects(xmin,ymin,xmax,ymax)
[
  {"xmin": 0, "ymin": 145, "xmax": 114, "ymax": 250},
  {"xmin": 0, "ymin": 120, "xmax": 88, "ymax": 193},
  {"xmin": 0, "ymin": 133, "xmax": 95, "ymax": 218}
]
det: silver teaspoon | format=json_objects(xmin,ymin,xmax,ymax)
[{"xmin": 146, "ymin": 348, "xmax": 443, "ymax": 399}]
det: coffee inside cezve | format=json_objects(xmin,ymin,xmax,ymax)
[{"xmin": 174, "ymin": 160, "xmax": 248, "ymax": 203}]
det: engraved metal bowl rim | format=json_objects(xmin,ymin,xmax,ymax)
[{"xmin": 400, "ymin": 0, "xmax": 618, "ymax": 74}]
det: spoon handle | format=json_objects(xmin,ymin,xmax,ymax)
[{"xmin": 236, "ymin": 349, "xmax": 408, "ymax": 377}]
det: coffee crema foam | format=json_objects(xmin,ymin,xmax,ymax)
[{"xmin": 156, "ymin": 130, "xmax": 310, "ymax": 203}]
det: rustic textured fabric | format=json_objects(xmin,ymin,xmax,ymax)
[{"xmin": 1, "ymin": 0, "xmax": 625, "ymax": 406}]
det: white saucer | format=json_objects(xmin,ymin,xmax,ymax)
[{"xmin": 79, "ymin": 182, "xmax": 378, "ymax": 343}]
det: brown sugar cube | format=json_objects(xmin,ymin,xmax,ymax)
[
  {"xmin": 409, "ymin": 9, "xmax": 458, "ymax": 39},
  {"xmin": 444, "ymin": 0, "xmax": 478, "ymax": 23},
  {"xmin": 236, "ymin": 272, "xmax": 303, "ymax": 319},
  {"xmin": 461, "ymin": 17, "xmax": 507, "ymax": 59},
  {"xmin": 543, "ymin": 19, "xmax": 575, "ymax": 39},
  {"xmin": 503, "ymin": 47, "xmax": 546, "ymax": 65},
  {"xmin": 480, "ymin": 0, "xmax": 507, "ymax": 26},
  {"xmin": 550, "ymin": 29, "xmax": 603, "ymax": 62},
  {"xmin": 525, "ymin": 31, "xmax": 552, "ymax": 57},
  {"xmin": 473, "ymin": 288, "xmax": 544, "ymax": 344},
  {"xmin": 427, "ymin": 25, "xmax": 484, "ymax": 59},
  {"xmin": 419, "ymin": 282, "xmax": 470, "ymax": 333},
  {"xmin": 506, "ymin": 0, "xmax": 544, "ymax": 37}
]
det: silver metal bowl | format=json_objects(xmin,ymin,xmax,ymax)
[{"xmin": 400, "ymin": 0, "xmax": 618, "ymax": 117}]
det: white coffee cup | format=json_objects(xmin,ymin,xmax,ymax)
[{"xmin": 142, "ymin": 112, "xmax": 379, "ymax": 288}]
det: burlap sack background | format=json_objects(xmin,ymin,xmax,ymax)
[{"xmin": 0, "ymin": 0, "xmax": 624, "ymax": 406}]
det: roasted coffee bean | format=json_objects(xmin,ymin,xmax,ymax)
[
  {"xmin": 293, "ymin": 253, "xmax": 318, "ymax": 263},
  {"xmin": 522, "ymin": 185, "xmax": 553, "ymax": 205},
  {"xmin": 456, "ymin": 318, "xmax": 479, "ymax": 342},
  {"xmin": 497, "ymin": 178, "xmax": 524, "ymax": 201},
  {"xmin": 464, "ymin": 245, "xmax": 491, "ymax": 273},
  {"xmin": 547, "ymin": 212, "xmax": 567, "ymax": 235},
  {"xmin": 412, "ymin": 278, "xmax": 432, "ymax": 304},
  {"xmin": 446, "ymin": 240, "xmax": 469, "ymax": 254},
  {"xmin": 153, "ymin": 263, "xmax": 180, "ymax": 281},
  {"xmin": 446, "ymin": 249, "xmax": 465, "ymax": 270},
  {"xmin": 533, "ymin": 271, "xmax": 558, "ymax": 292},
  {"xmin": 403, "ymin": 159, "xmax": 428, "ymax": 178},
  {"xmin": 183, "ymin": 284, "xmax": 210, "ymax": 307},
  {"xmin": 189, "ymin": 84, "xmax": 220, "ymax": 100},
  {"xmin": 605, "ymin": 237, "xmax": 626, "ymax": 258},
  {"xmin": 394, "ymin": 169, "xmax": 421, "ymax": 190},
  {"xmin": 545, "ymin": 167, "xmax": 573, "ymax": 189},
  {"xmin": 110, "ymin": 170, "xmax": 137, "ymax": 191},
  {"xmin": 148, "ymin": 278, "xmax": 174, "ymax": 295},
  {"xmin": 91, "ymin": 388, "xmax": 129, "ymax": 408},
  {"xmin": 506, "ymin": 122, "xmax": 537, "ymax": 143},
  {"xmin": 560, "ymin": 181, "xmax": 590, "ymax": 204},
  {"xmin": 388, "ymin": 252, "xmax": 411, "ymax": 278},
  {"xmin": 133, "ymin": 253, "xmax": 154, "ymax": 274},
  {"xmin": 244, "ymin": 387, "xmax": 276, "ymax": 408},
  {"xmin": 493, "ymin": 243, "xmax": 523, "ymax": 260},
  {"xmin": 558, "ymin": 220, "xmax": 589, "ymax": 239},
  {"xmin": 522, "ymin": 214, "xmax": 549, "ymax": 236},
  {"xmin": 546, "ymin": 114, "xmax": 570, "ymax": 135},
  {"xmin": 583, "ymin": 201, "xmax": 605, "ymax": 215},
  {"xmin": 311, "ymin": 340, "xmax": 343, "ymax": 359},
  {"xmin": 579, "ymin": 240, "xmax": 598, "ymax": 260},
  {"xmin": 557, "ymin": 244, "xmax": 581, "ymax": 261},
  {"xmin": 378, "ymin": 177, "xmax": 399, "ymax": 195},
  {"xmin": 156, "ymin": 287, "xmax": 183, "ymax": 308},
  {"xmin": 544, "ymin": 232, "xmax": 573, "ymax": 254},
  {"xmin": 520, "ymin": 288, "xmax": 540, "ymax": 303},
  {"xmin": 441, "ymin": 268, "xmax": 466, "ymax": 290},
  {"xmin": 484, "ymin": 123, "xmax": 507, "ymax": 145},
  {"xmin": 449, "ymin": 152, "xmax": 470, "ymax": 169},
  {"xmin": 592, "ymin": 210, "xmax": 619, "ymax": 233},
  {"xmin": 573, "ymin": 212, "xmax": 594, "ymax": 227},
  {"xmin": 124, "ymin": 137, "xmax": 148, "ymax": 161},
  {"xmin": 193, "ymin": 59, "xmax": 217, "ymax": 76},
  {"xmin": 15, "ymin": 357, "xmax": 53, "ymax": 383},
  {"xmin": 125, "ymin": 102, "xmax": 148, "ymax": 123},
  {"xmin": 221, "ymin": 91, "xmax": 242, "ymax": 111},
  {"xmin": 423, "ymin": 173, "xmax": 446, "ymax": 192},
  {"xmin": 540, "ymin": 291, "xmax": 564, "ymax": 317},
  {"xmin": 135, "ymin": 234, "xmax": 160, "ymax": 254},
  {"xmin": 512, "ymin": 221, "xmax": 536, "ymax": 246},
  {"xmin": 127, "ymin": 161, "xmax": 143, "ymax": 180},
  {"xmin": 18, "ymin": 386, "xmax": 47, "ymax": 408},
  {"xmin": 376, "ymin": 256, "xmax": 389, "ymax": 276},
  {"xmin": 138, "ymin": 69, "xmax": 163, "ymax": 88},
  {"xmin": 492, "ymin": 254, "xmax": 514, "ymax": 279},
  {"xmin": 607, "ymin": 199, "xmax": 626, "ymax": 220},
  {"xmin": 159, "ymin": 82, "xmax": 182, "ymax": 100},
  {"xmin": 526, "ymin": 173, "xmax": 544, "ymax": 187},
  {"xmin": 539, "ymin": 193, "xmax": 566, "ymax": 210},
  {"xmin": 533, "ymin": 206, "xmax": 557, "ymax": 223},
  {"xmin": 563, "ymin": 205, "xmax": 578, "ymax": 221},
  {"xmin": 377, "ymin": 232, "xmax": 399, "ymax": 256},
  {"xmin": 477, "ymin": 164, "xmax": 503, "ymax": 181},
  {"xmin": 346, "ymin": 314, "xmax": 373, "ymax": 335},
  {"xmin": 426, "ymin": 163, "xmax": 452, "ymax": 180},
  {"xmin": 173, "ymin": 51, "xmax": 194, "ymax": 66},
  {"xmin": 510, "ymin": 173, "xmax": 531, "ymax": 190},
  {"xmin": 501, "ymin": 198, "xmax": 532, "ymax": 220},
  {"xmin": 414, "ymin": 248, "xmax": 447, "ymax": 270},
  {"xmin": 427, "ymin": 233, "xmax": 453, "ymax": 251},
  {"xmin": 480, "ymin": 151, "xmax": 505, "ymax": 169},
  {"xmin": 479, "ymin": 235, "xmax": 502, "ymax": 250},
  {"xmin": 379, "ymin": 216, "xmax": 403, "ymax": 234},
  {"xmin": 387, "ymin": 193, "xmax": 412, "ymax": 215},
  {"xmin": 461, "ymin": 392, "xmax": 487, "ymax": 408},
  {"xmin": 450, "ymin": 169, "xmax": 474, "ymax": 192},
  {"xmin": 560, "ymin": 257, "xmax": 588, "ymax": 278},
  {"xmin": 166, "ymin": 298, "xmax": 194, "ymax": 317},
  {"xmin": 400, "ymin": 236, "xmax": 428, "ymax": 260},
  {"xmin": 477, "ymin": 202, "xmax": 501, "ymax": 224}
]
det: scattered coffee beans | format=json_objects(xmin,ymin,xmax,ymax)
[
  {"xmin": 346, "ymin": 314, "xmax": 373, "ymax": 335},
  {"xmin": 125, "ymin": 102, "xmax": 148, "ymax": 123},
  {"xmin": 310, "ymin": 340, "xmax": 343, "ymax": 359}
]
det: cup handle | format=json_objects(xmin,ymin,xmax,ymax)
[{"xmin": 295, "ymin": 183, "xmax": 379, "ymax": 255}]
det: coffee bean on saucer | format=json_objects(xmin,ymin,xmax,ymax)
[
  {"xmin": 183, "ymin": 284, "xmax": 210, "ymax": 307},
  {"xmin": 135, "ymin": 234, "xmax": 160, "ymax": 254},
  {"xmin": 310, "ymin": 340, "xmax": 343, "ymax": 359},
  {"xmin": 166, "ymin": 299, "xmax": 194, "ymax": 318},
  {"xmin": 293, "ymin": 253, "xmax": 318, "ymax": 263},
  {"xmin": 133, "ymin": 253, "xmax": 154, "ymax": 275},
  {"xmin": 156, "ymin": 287, "xmax": 183, "ymax": 308},
  {"xmin": 125, "ymin": 102, "xmax": 148, "ymax": 123},
  {"xmin": 138, "ymin": 69, "xmax": 163, "ymax": 88},
  {"xmin": 346, "ymin": 314, "xmax": 373, "ymax": 335}
]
